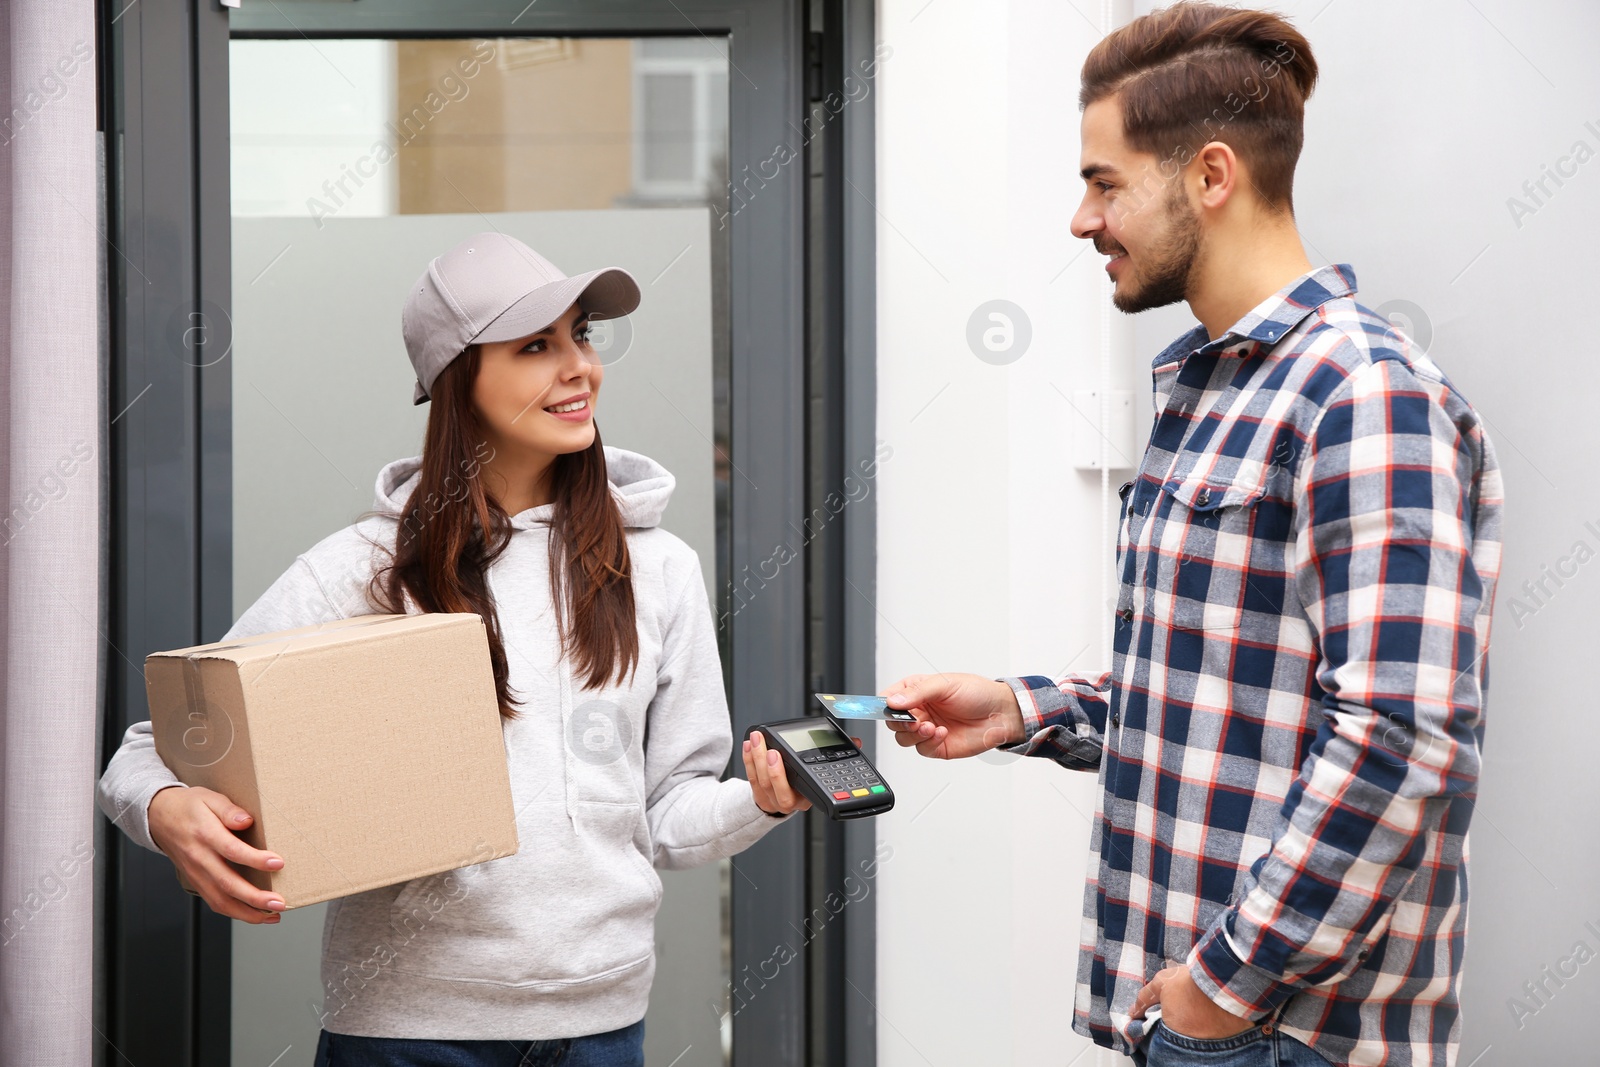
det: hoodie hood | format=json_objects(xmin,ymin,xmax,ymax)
[{"xmin": 372, "ymin": 446, "xmax": 674, "ymax": 530}]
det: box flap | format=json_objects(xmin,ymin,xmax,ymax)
[{"xmin": 147, "ymin": 613, "xmax": 480, "ymax": 665}]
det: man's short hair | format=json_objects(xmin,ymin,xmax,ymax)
[{"xmin": 1081, "ymin": 2, "xmax": 1319, "ymax": 210}]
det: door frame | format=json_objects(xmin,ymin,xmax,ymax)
[{"xmin": 98, "ymin": 1, "xmax": 878, "ymax": 1065}]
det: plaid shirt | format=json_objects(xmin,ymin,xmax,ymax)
[{"xmin": 1003, "ymin": 265, "xmax": 1501, "ymax": 1067}]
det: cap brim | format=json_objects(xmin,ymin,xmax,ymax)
[
  {"xmin": 472, "ymin": 267, "xmax": 641, "ymax": 346},
  {"xmin": 413, "ymin": 379, "xmax": 429, "ymax": 405}
]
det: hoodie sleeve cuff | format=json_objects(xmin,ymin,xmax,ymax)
[
  {"xmin": 109, "ymin": 780, "xmax": 187, "ymax": 856},
  {"xmin": 723, "ymin": 779, "xmax": 796, "ymax": 828},
  {"xmin": 715, "ymin": 780, "xmax": 795, "ymax": 849}
]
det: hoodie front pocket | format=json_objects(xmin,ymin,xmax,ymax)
[{"xmin": 355, "ymin": 799, "xmax": 662, "ymax": 988}]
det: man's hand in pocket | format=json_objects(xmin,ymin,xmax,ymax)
[{"xmin": 1131, "ymin": 965, "xmax": 1256, "ymax": 1039}]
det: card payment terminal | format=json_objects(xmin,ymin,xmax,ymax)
[{"xmin": 747, "ymin": 715, "xmax": 895, "ymax": 820}]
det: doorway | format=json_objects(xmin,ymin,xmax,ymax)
[{"xmin": 99, "ymin": 2, "xmax": 879, "ymax": 1066}]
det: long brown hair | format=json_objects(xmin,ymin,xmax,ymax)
[
  {"xmin": 366, "ymin": 343, "xmax": 638, "ymax": 718},
  {"xmin": 1080, "ymin": 2, "xmax": 1319, "ymax": 209}
]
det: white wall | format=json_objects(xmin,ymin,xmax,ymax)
[
  {"xmin": 874, "ymin": 1, "xmax": 1600, "ymax": 1065},
  {"xmin": 873, "ymin": 2, "xmax": 1133, "ymax": 1065}
]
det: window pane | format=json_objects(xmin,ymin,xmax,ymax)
[{"xmin": 641, "ymin": 71, "xmax": 697, "ymax": 183}]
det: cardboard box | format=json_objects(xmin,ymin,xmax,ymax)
[{"xmin": 146, "ymin": 613, "xmax": 519, "ymax": 908}]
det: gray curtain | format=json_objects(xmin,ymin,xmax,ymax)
[{"xmin": 0, "ymin": 0, "xmax": 104, "ymax": 1062}]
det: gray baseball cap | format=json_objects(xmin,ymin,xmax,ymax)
[{"xmin": 401, "ymin": 231, "xmax": 641, "ymax": 405}]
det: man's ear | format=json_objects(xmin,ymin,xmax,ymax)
[{"xmin": 1192, "ymin": 141, "xmax": 1239, "ymax": 211}]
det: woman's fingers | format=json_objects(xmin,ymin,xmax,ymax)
[
  {"xmin": 189, "ymin": 841, "xmax": 285, "ymax": 910},
  {"xmin": 203, "ymin": 822, "xmax": 284, "ymax": 873},
  {"xmin": 151, "ymin": 787, "xmax": 287, "ymax": 922},
  {"xmin": 743, "ymin": 738, "xmax": 762, "ymax": 786},
  {"xmin": 210, "ymin": 892, "xmax": 282, "ymax": 924},
  {"xmin": 210, "ymin": 894, "xmax": 282, "ymax": 924},
  {"xmin": 189, "ymin": 852, "xmax": 285, "ymax": 922},
  {"xmin": 157, "ymin": 785, "xmax": 283, "ymax": 874},
  {"xmin": 764, "ymin": 749, "xmax": 810, "ymax": 811},
  {"xmin": 195, "ymin": 785, "xmax": 257, "ymax": 832},
  {"xmin": 746, "ymin": 735, "xmax": 773, "ymax": 795},
  {"xmin": 741, "ymin": 739, "xmax": 762, "ymax": 797},
  {"xmin": 743, "ymin": 736, "xmax": 776, "ymax": 811},
  {"xmin": 743, "ymin": 734, "xmax": 810, "ymax": 814},
  {"xmin": 194, "ymin": 886, "xmax": 264, "ymax": 924},
  {"xmin": 765, "ymin": 749, "xmax": 797, "ymax": 810}
]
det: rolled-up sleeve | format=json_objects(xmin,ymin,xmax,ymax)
[{"xmin": 997, "ymin": 672, "xmax": 1111, "ymax": 772}]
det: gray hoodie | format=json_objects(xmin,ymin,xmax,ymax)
[{"xmin": 97, "ymin": 447, "xmax": 787, "ymax": 1039}]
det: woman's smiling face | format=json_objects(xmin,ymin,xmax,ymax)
[{"xmin": 471, "ymin": 301, "xmax": 603, "ymax": 461}]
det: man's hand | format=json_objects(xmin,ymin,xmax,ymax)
[
  {"xmin": 882, "ymin": 673, "xmax": 1027, "ymax": 760},
  {"xmin": 1131, "ymin": 965, "xmax": 1256, "ymax": 1039}
]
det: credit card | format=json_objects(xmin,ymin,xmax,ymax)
[{"xmin": 814, "ymin": 692, "xmax": 917, "ymax": 723}]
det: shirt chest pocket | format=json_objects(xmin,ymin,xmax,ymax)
[{"xmin": 1144, "ymin": 469, "xmax": 1267, "ymax": 634}]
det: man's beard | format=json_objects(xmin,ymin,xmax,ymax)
[{"xmin": 1107, "ymin": 183, "xmax": 1202, "ymax": 314}]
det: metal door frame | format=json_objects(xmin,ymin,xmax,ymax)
[{"xmin": 98, "ymin": 1, "xmax": 878, "ymax": 1065}]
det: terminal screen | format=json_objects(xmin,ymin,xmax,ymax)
[{"xmin": 779, "ymin": 723, "xmax": 850, "ymax": 753}]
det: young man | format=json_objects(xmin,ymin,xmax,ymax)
[{"xmin": 886, "ymin": 5, "xmax": 1501, "ymax": 1067}]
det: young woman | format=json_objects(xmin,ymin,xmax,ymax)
[{"xmin": 97, "ymin": 231, "xmax": 811, "ymax": 1067}]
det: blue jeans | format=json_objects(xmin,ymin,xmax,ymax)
[
  {"xmin": 1136, "ymin": 1021, "xmax": 1332, "ymax": 1067},
  {"xmin": 313, "ymin": 1020, "xmax": 645, "ymax": 1067}
]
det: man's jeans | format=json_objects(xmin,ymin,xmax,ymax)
[
  {"xmin": 312, "ymin": 1020, "xmax": 645, "ymax": 1067},
  {"xmin": 1135, "ymin": 1021, "xmax": 1333, "ymax": 1067}
]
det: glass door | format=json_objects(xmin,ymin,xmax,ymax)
[
  {"xmin": 102, "ymin": 3, "xmax": 866, "ymax": 1065},
  {"xmin": 226, "ymin": 34, "xmax": 732, "ymax": 1067}
]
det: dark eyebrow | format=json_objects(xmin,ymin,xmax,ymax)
[{"xmin": 1081, "ymin": 163, "xmax": 1119, "ymax": 182}]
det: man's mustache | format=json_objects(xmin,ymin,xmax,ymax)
[{"xmin": 1094, "ymin": 239, "xmax": 1126, "ymax": 256}]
